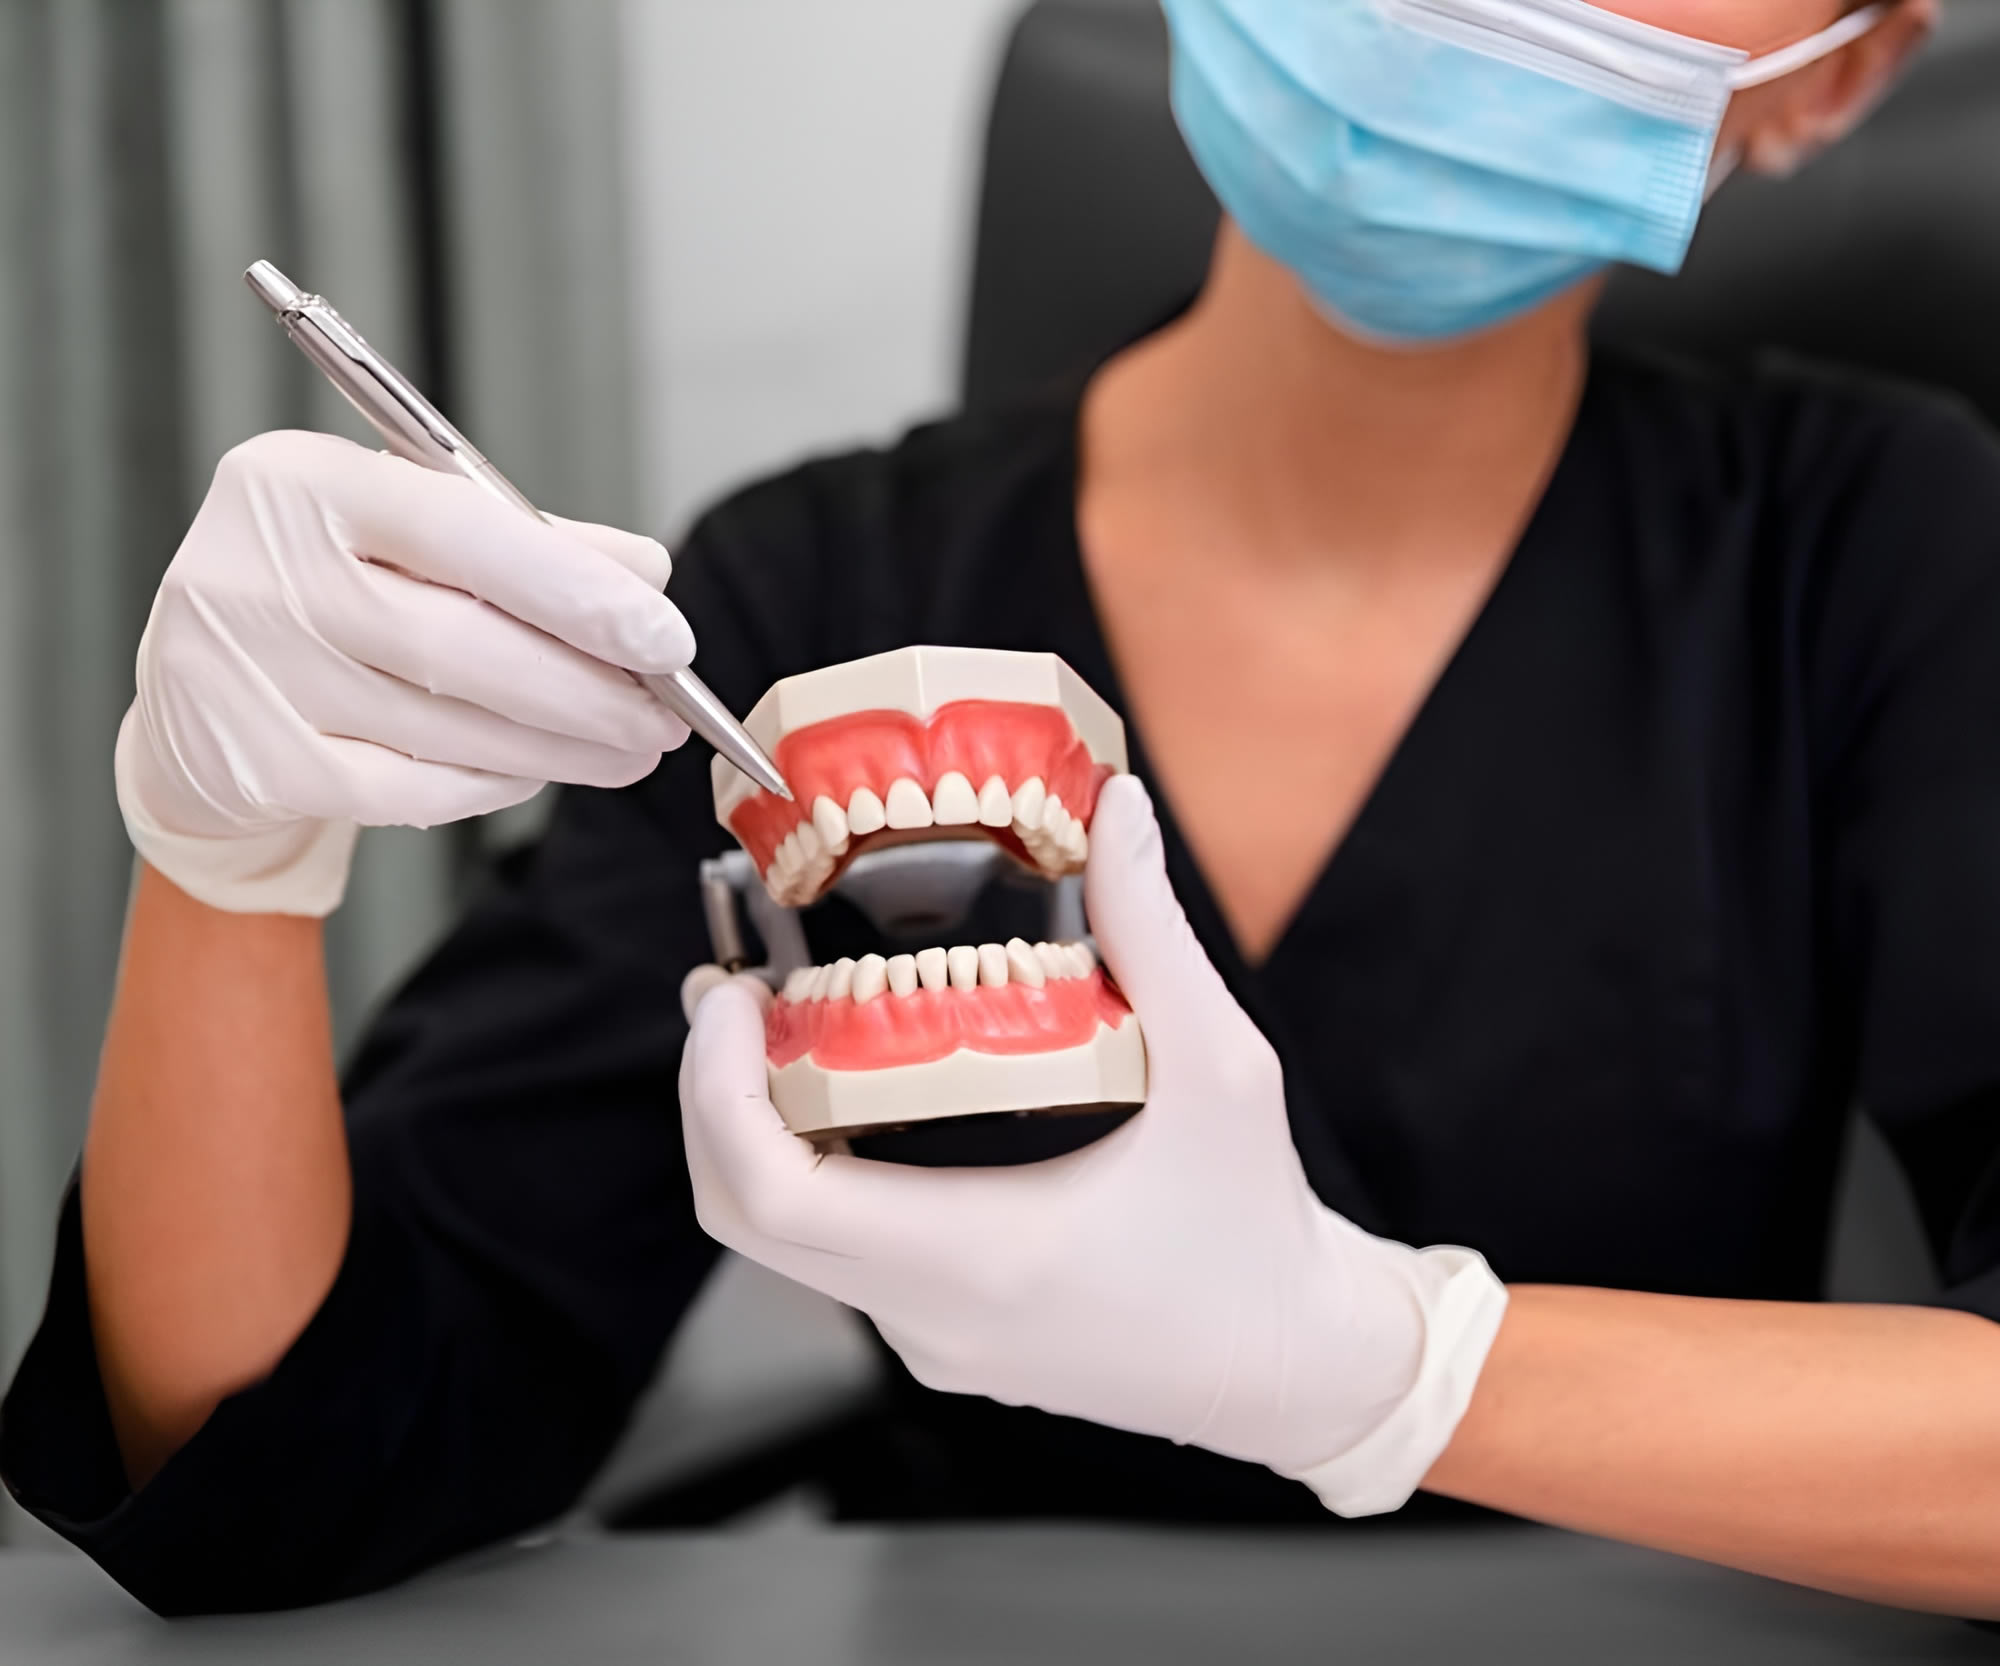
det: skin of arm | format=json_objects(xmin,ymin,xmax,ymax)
[
  {"xmin": 1424, "ymin": 1289, "xmax": 2000, "ymax": 1618},
  {"xmin": 82, "ymin": 862, "xmax": 350, "ymax": 1488}
]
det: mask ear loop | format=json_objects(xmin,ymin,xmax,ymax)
[{"xmin": 1728, "ymin": 1, "xmax": 1891, "ymax": 90}]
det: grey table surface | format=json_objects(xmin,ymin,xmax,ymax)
[{"xmin": 2, "ymin": 1523, "xmax": 1995, "ymax": 1664}]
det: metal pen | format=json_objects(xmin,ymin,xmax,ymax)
[{"xmin": 243, "ymin": 259, "xmax": 792, "ymax": 801}]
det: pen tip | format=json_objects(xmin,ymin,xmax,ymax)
[{"xmin": 244, "ymin": 260, "xmax": 304, "ymax": 314}]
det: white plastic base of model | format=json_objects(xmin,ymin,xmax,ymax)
[{"xmin": 768, "ymin": 1019, "xmax": 1148, "ymax": 1139}]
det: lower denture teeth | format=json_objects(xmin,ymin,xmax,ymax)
[
  {"xmin": 852, "ymin": 954, "xmax": 888, "ymax": 1003},
  {"xmin": 1068, "ymin": 942, "xmax": 1096, "ymax": 977},
  {"xmin": 827, "ymin": 957, "xmax": 856, "ymax": 1001},
  {"xmin": 807, "ymin": 964, "xmax": 833, "ymax": 1001},
  {"xmin": 932, "ymin": 771, "xmax": 979, "ymax": 826},
  {"xmin": 784, "ymin": 967, "xmax": 815, "ymax": 1002},
  {"xmin": 886, "ymin": 953, "xmax": 919, "ymax": 996},
  {"xmin": 977, "ymin": 776, "xmax": 1012, "ymax": 827},
  {"xmin": 947, "ymin": 944, "xmax": 980, "ymax": 990},
  {"xmin": 916, "ymin": 946, "xmax": 949, "ymax": 990},
  {"xmin": 848, "ymin": 786, "xmax": 887, "ymax": 836},
  {"xmin": 1033, "ymin": 942, "xmax": 1067, "ymax": 980},
  {"xmin": 1005, "ymin": 938, "xmax": 1046, "ymax": 987},
  {"xmin": 885, "ymin": 777, "xmax": 934, "ymax": 829},
  {"xmin": 977, "ymin": 942, "xmax": 1009, "ymax": 987}
]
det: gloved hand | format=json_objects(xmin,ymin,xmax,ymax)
[
  {"xmin": 117, "ymin": 430, "xmax": 696, "ymax": 916},
  {"xmin": 680, "ymin": 775, "xmax": 1509, "ymax": 1516}
]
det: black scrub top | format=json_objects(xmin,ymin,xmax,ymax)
[{"xmin": 9, "ymin": 346, "xmax": 2000, "ymax": 1616}]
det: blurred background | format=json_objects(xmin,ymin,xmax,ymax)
[{"xmin": 2, "ymin": 0, "xmax": 1987, "ymax": 1548}]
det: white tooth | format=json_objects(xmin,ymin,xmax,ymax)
[
  {"xmin": 1006, "ymin": 938, "xmax": 1046, "ymax": 988},
  {"xmin": 1068, "ymin": 942, "xmax": 1097, "ymax": 978},
  {"xmin": 886, "ymin": 954, "xmax": 919, "ymax": 997},
  {"xmin": 764, "ymin": 862, "xmax": 785, "ymax": 896},
  {"xmin": 885, "ymin": 777, "xmax": 934, "ymax": 829},
  {"xmin": 1011, "ymin": 777, "xmax": 1047, "ymax": 832},
  {"xmin": 947, "ymin": 944, "xmax": 980, "ymax": 990},
  {"xmin": 1044, "ymin": 796, "xmax": 1069, "ymax": 841},
  {"xmin": 795, "ymin": 821, "xmax": 824, "ymax": 865},
  {"xmin": 1060, "ymin": 819, "xmax": 1089, "ymax": 865},
  {"xmin": 777, "ymin": 829, "xmax": 803, "ymax": 877},
  {"xmin": 848, "ymin": 786, "xmax": 887, "ymax": 836},
  {"xmin": 1034, "ymin": 942, "xmax": 1067, "ymax": 980},
  {"xmin": 977, "ymin": 942, "xmax": 1010, "ymax": 988},
  {"xmin": 827, "ymin": 957, "xmax": 856, "ymax": 1001},
  {"xmin": 812, "ymin": 795, "xmax": 851, "ymax": 855},
  {"xmin": 977, "ymin": 775, "xmax": 1013, "ymax": 827},
  {"xmin": 783, "ymin": 967, "xmax": 815, "ymax": 1003},
  {"xmin": 916, "ymin": 947, "xmax": 949, "ymax": 991},
  {"xmin": 932, "ymin": 771, "xmax": 979, "ymax": 826},
  {"xmin": 808, "ymin": 964, "xmax": 833, "ymax": 1001},
  {"xmin": 852, "ymin": 953, "xmax": 888, "ymax": 1004}
]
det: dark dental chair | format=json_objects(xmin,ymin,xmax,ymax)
[{"xmin": 602, "ymin": 0, "xmax": 2000, "ymax": 1530}]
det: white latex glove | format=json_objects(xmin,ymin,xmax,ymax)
[
  {"xmin": 681, "ymin": 775, "xmax": 1509, "ymax": 1517},
  {"xmin": 117, "ymin": 430, "xmax": 696, "ymax": 916}
]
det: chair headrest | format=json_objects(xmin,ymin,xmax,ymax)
[{"xmin": 964, "ymin": 0, "xmax": 2000, "ymax": 427}]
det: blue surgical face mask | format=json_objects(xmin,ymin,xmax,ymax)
[{"xmin": 1161, "ymin": 0, "xmax": 1889, "ymax": 344}]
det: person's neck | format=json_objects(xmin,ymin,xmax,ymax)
[{"xmin": 1083, "ymin": 223, "xmax": 1598, "ymax": 580}]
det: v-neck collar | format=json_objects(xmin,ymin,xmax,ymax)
[{"xmin": 1023, "ymin": 362, "xmax": 1607, "ymax": 1226}]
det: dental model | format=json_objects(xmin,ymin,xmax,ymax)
[{"xmin": 711, "ymin": 646, "xmax": 1148, "ymax": 1137}]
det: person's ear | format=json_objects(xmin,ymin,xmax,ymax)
[{"xmin": 1736, "ymin": 0, "xmax": 1940, "ymax": 179}]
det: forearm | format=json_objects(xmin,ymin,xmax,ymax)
[
  {"xmin": 1423, "ymin": 1285, "xmax": 2000, "ymax": 1616},
  {"xmin": 82, "ymin": 863, "xmax": 351, "ymax": 1488}
]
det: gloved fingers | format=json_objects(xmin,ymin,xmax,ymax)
[
  {"xmin": 682, "ymin": 980, "xmax": 1052, "ymax": 1282},
  {"xmin": 1085, "ymin": 775, "xmax": 1264, "ymax": 1074},
  {"xmin": 330, "ymin": 448, "xmax": 695, "ymax": 675},
  {"xmin": 301, "ymin": 734, "xmax": 545, "ymax": 827},
  {"xmin": 545, "ymin": 512, "xmax": 673, "ymax": 591},
  {"xmin": 320, "ymin": 558, "xmax": 689, "ymax": 754},
  {"xmin": 285, "ymin": 653, "xmax": 665, "ymax": 801}
]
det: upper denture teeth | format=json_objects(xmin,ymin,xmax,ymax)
[
  {"xmin": 977, "ymin": 776, "xmax": 1012, "ymax": 827},
  {"xmin": 916, "ymin": 946, "xmax": 949, "ymax": 991},
  {"xmin": 1005, "ymin": 938, "xmax": 1046, "ymax": 988},
  {"xmin": 852, "ymin": 953, "xmax": 888, "ymax": 1003},
  {"xmin": 885, "ymin": 777, "xmax": 934, "ymax": 829},
  {"xmin": 827, "ymin": 957, "xmax": 856, "ymax": 1001},
  {"xmin": 886, "ymin": 953, "xmax": 919, "ymax": 997},
  {"xmin": 1060, "ymin": 819, "xmax": 1089, "ymax": 865},
  {"xmin": 812, "ymin": 795, "xmax": 850, "ymax": 855},
  {"xmin": 1011, "ymin": 777, "xmax": 1047, "ymax": 835},
  {"xmin": 795, "ymin": 821, "xmax": 824, "ymax": 865},
  {"xmin": 932, "ymin": 771, "xmax": 979, "ymax": 826},
  {"xmin": 848, "ymin": 786, "xmax": 887, "ymax": 836},
  {"xmin": 947, "ymin": 944, "xmax": 980, "ymax": 990},
  {"xmin": 977, "ymin": 942, "xmax": 1010, "ymax": 988}
]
